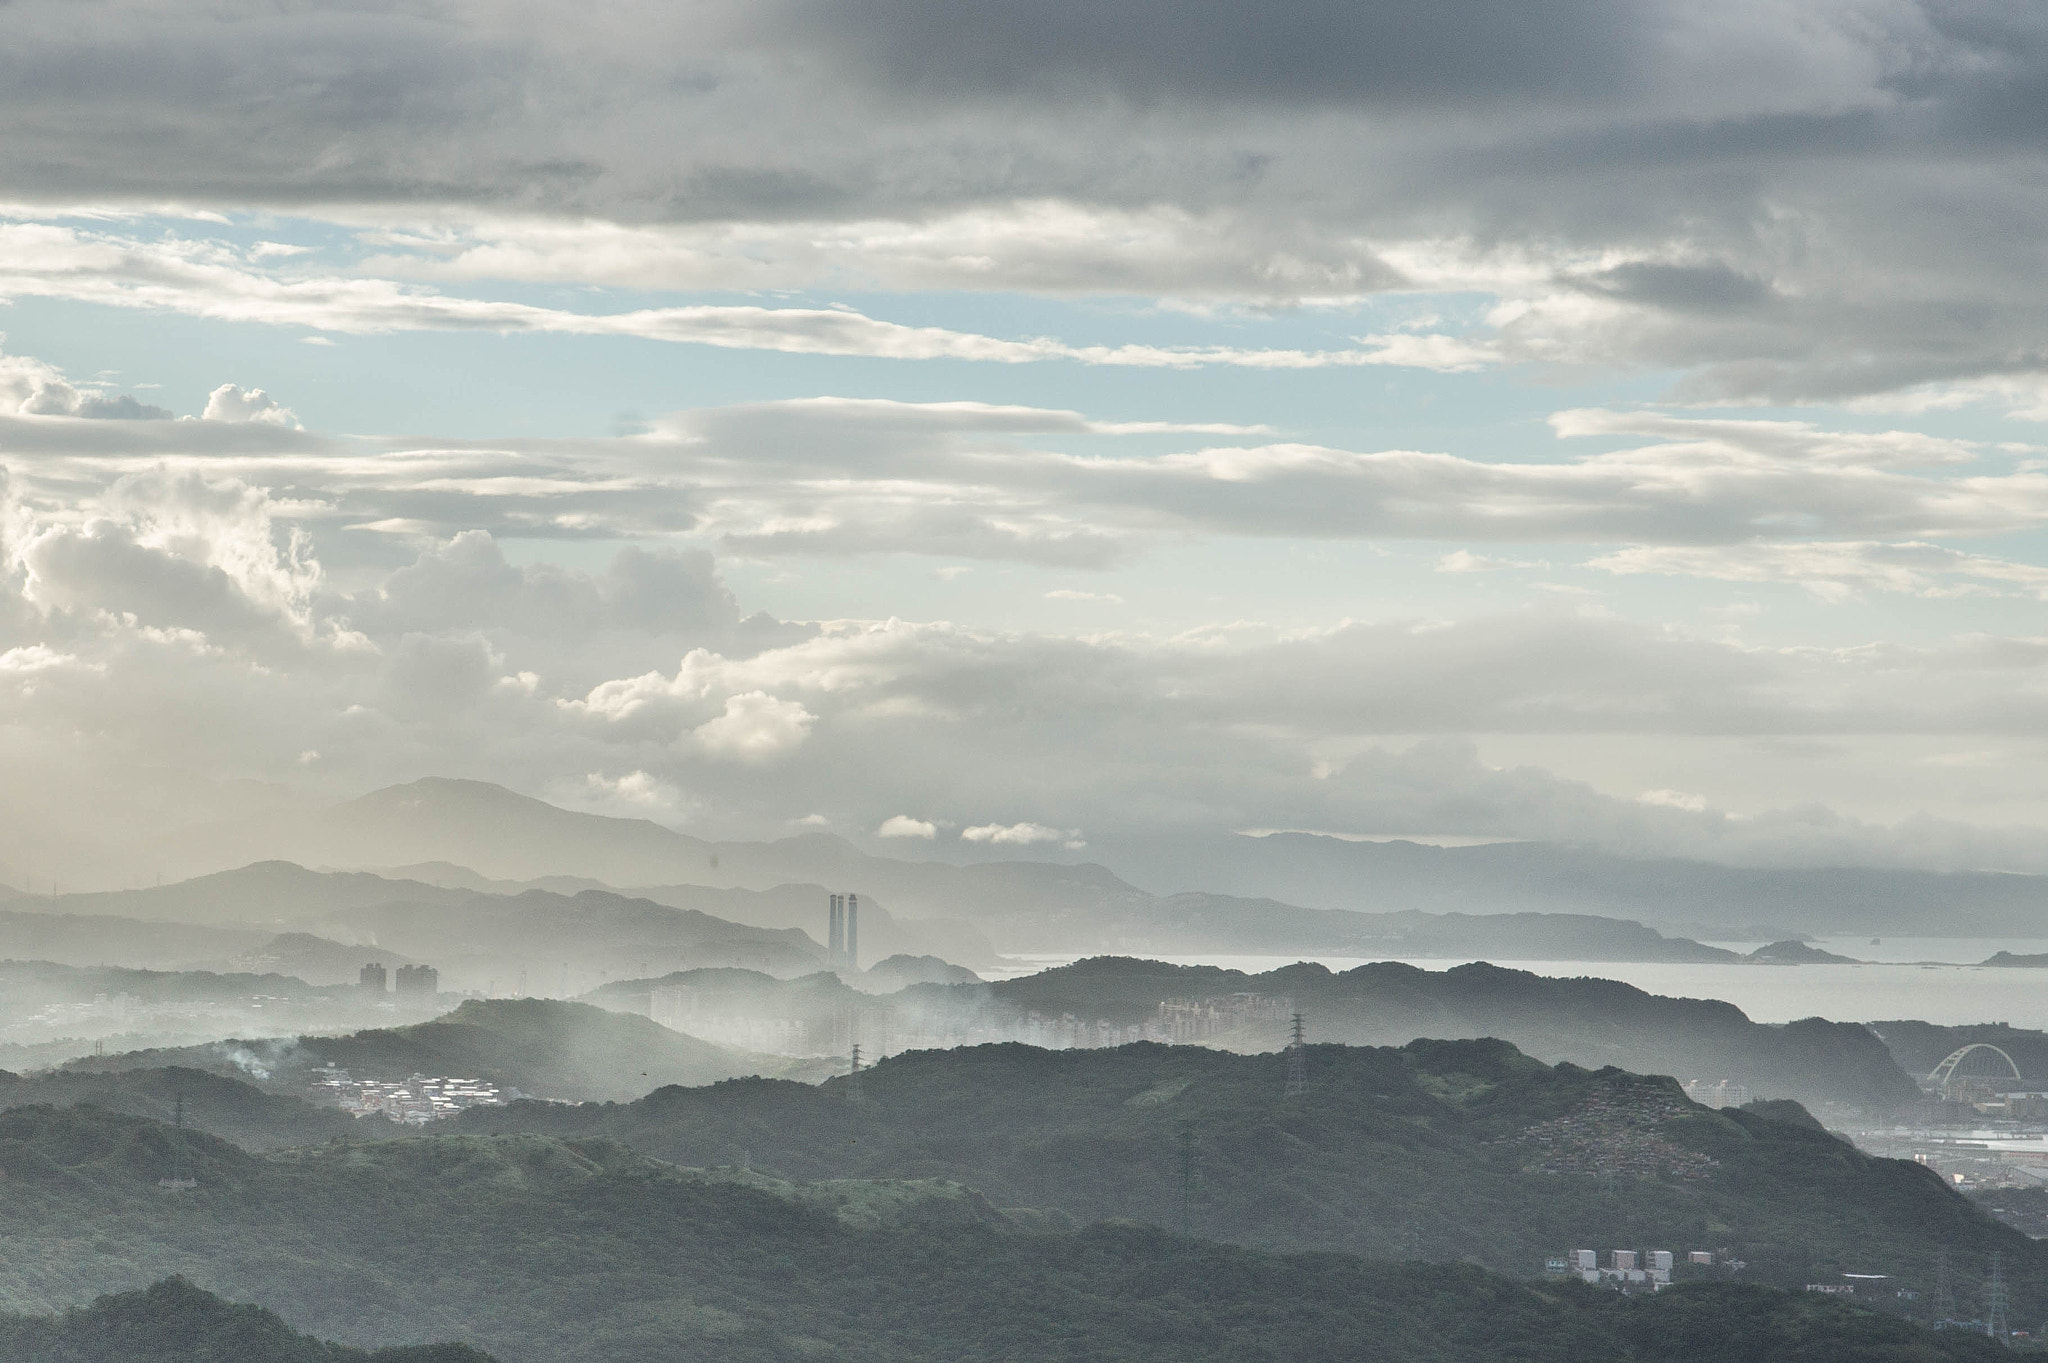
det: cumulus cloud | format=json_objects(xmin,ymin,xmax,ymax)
[
  {"xmin": 0, "ymin": 347, "xmax": 170, "ymax": 420},
  {"xmin": 202, "ymin": 383, "xmax": 298, "ymax": 426},
  {"xmin": 1437, "ymin": 550, "xmax": 1545, "ymax": 573},
  {"xmin": 961, "ymin": 821, "xmax": 1071, "ymax": 845},
  {"xmin": 48, "ymin": 395, "xmax": 2009, "ymax": 569},
  {"xmin": 876, "ymin": 814, "xmax": 937, "ymax": 838},
  {"xmin": 2, "ymin": 335, "xmax": 2048, "ymax": 884},
  {"xmin": 689, "ymin": 691, "xmax": 817, "ymax": 761}
]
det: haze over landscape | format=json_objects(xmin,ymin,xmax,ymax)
[{"xmin": 17, "ymin": 0, "xmax": 2048, "ymax": 1359}]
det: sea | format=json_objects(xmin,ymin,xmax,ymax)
[{"xmin": 984, "ymin": 937, "xmax": 2048, "ymax": 1027}]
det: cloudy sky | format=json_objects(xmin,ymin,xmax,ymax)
[{"xmin": 8, "ymin": 0, "xmax": 2048, "ymax": 887}]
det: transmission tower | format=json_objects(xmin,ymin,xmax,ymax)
[
  {"xmin": 157, "ymin": 1089, "xmax": 196, "ymax": 1191},
  {"xmin": 847, "ymin": 1043, "xmax": 864, "ymax": 1104},
  {"xmin": 1176, "ymin": 1122, "xmax": 1195, "ymax": 1237},
  {"xmin": 1934, "ymin": 1246, "xmax": 1956, "ymax": 1323},
  {"xmin": 1986, "ymin": 1251, "xmax": 2010, "ymax": 1339},
  {"xmin": 1284, "ymin": 1012, "xmax": 1308, "ymax": 1097}
]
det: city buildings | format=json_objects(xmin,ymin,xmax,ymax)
[
  {"xmin": 309, "ymin": 1066, "xmax": 505, "ymax": 1123},
  {"xmin": 1550, "ymin": 1248, "xmax": 1677, "ymax": 1287},
  {"xmin": 395, "ymin": 964, "xmax": 439, "ymax": 997},
  {"xmin": 1683, "ymin": 1080, "xmax": 1751, "ymax": 1108}
]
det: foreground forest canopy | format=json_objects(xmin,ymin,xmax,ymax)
[
  {"xmin": 447, "ymin": 1036, "xmax": 2020, "ymax": 1293},
  {"xmin": 0, "ymin": 1105, "xmax": 2014, "ymax": 1363},
  {"xmin": 0, "ymin": 1277, "xmax": 488, "ymax": 1362}
]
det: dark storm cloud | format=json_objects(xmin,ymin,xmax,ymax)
[
  {"xmin": 10, "ymin": 1, "xmax": 2048, "ymax": 399},
  {"xmin": 769, "ymin": 0, "xmax": 1648, "ymax": 107}
]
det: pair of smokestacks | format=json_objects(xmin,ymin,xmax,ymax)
[{"xmin": 828, "ymin": 893, "xmax": 860, "ymax": 972}]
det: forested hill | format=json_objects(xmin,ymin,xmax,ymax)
[
  {"xmin": 0, "ymin": 1065, "xmax": 363, "ymax": 1151},
  {"xmin": 1007, "ymin": 949, "xmax": 1916, "ymax": 1113},
  {"xmin": 61, "ymin": 998, "xmax": 777, "ymax": 1103},
  {"xmin": 0, "ymin": 1278, "xmax": 490, "ymax": 1362},
  {"xmin": 991, "ymin": 959, "xmax": 1920, "ymax": 1111},
  {"xmin": 452, "ymin": 1037, "xmax": 2015, "ymax": 1294},
  {"xmin": 0, "ymin": 1105, "xmax": 2003, "ymax": 1363},
  {"xmin": 613, "ymin": 955, "xmax": 1919, "ymax": 1111}
]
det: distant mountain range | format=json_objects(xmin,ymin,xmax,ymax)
[
  {"xmin": 1146, "ymin": 832, "xmax": 2048, "ymax": 940},
  {"xmin": 89, "ymin": 777, "xmax": 1938, "ymax": 959},
  {"xmin": 14, "ymin": 776, "xmax": 2044, "ymax": 995},
  {"xmin": 114, "ymin": 776, "xmax": 2048, "ymax": 943}
]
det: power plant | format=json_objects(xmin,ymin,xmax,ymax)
[{"xmin": 827, "ymin": 892, "xmax": 860, "ymax": 972}]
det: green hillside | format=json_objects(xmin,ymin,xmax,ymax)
[
  {"xmin": 0, "ymin": 1105, "xmax": 2003, "ymax": 1363},
  {"xmin": 0, "ymin": 1066, "xmax": 363, "ymax": 1151},
  {"xmin": 454, "ymin": 1037, "xmax": 2028, "ymax": 1299},
  {"xmin": 0, "ymin": 1278, "xmax": 490, "ymax": 1362},
  {"xmin": 66, "ymin": 999, "xmax": 782, "ymax": 1103}
]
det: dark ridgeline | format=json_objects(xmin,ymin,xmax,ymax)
[
  {"xmin": 0, "ymin": 1278, "xmax": 489, "ymax": 1362},
  {"xmin": 0, "ymin": 1103, "xmax": 2009, "ymax": 1363},
  {"xmin": 450, "ymin": 1036, "xmax": 2022, "ymax": 1299},
  {"xmin": 586, "ymin": 955, "xmax": 1921, "ymax": 1113}
]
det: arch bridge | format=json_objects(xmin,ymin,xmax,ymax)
[{"xmin": 1927, "ymin": 1043, "xmax": 2023, "ymax": 1097}]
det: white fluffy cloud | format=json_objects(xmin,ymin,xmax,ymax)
[
  {"xmin": 0, "ymin": 341, "xmax": 2044, "ymax": 885},
  {"xmin": 961, "ymin": 821, "xmax": 1072, "ymax": 846},
  {"xmin": 202, "ymin": 384, "xmax": 298, "ymax": 426},
  {"xmin": 5, "ymin": 393, "xmax": 2007, "ymax": 570},
  {"xmin": 876, "ymin": 814, "xmax": 937, "ymax": 838},
  {"xmin": 689, "ymin": 691, "xmax": 817, "ymax": 762}
]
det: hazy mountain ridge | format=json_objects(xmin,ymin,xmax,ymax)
[
  {"xmin": 979, "ymin": 957, "xmax": 1920, "ymax": 1109},
  {"xmin": 26, "ymin": 861, "xmax": 836, "ymax": 992},
  {"xmin": 61, "ymin": 998, "xmax": 786, "ymax": 1103},
  {"xmin": 586, "ymin": 956, "xmax": 1917, "ymax": 1111},
  {"xmin": 1180, "ymin": 834, "xmax": 2048, "ymax": 939},
  {"xmin": 136, "ymin": 780, "xmax": 1821, "ymax": 960},
  {"xmin": 0, "ymin": 1103, "xmax": 2004, "ymax": 1363}
]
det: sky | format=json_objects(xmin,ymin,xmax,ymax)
[{"xmin": 10, "ymin": 0, "xmax": 2048, "ymax": 886}]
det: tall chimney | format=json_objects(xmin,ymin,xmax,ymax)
[
  {"xmin": 846, "ymin": 893, "xmax": 859, "ymax": 972},
  {"xmin": 829, "ymin": 893, "xmax": 844, "ymax": 961}
]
